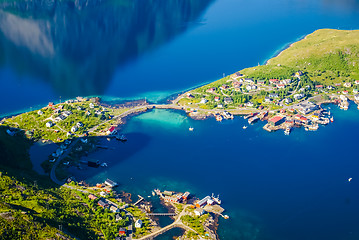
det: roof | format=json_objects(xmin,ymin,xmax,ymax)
[
  {"xmin": 108, "ymin": 126, "xmax": 115, "ymax": 132},
  {"xmin": 268, "ymin": 116, "xmax": 283, "ymax": 123}
]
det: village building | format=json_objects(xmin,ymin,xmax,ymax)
[
  {"xmin": 37, "ymin": 110, "xmax": 44, "ymax": 115},
  {"xmin": 246, "ymin": 102, "xmax": 254, "ymax": 107},
  {"xmin": 97, "ymin": 200, "xmax": 108, "ymax": 209},
  {"xmin": 71, "ymin": 126, "xmax": 78, "ymax": 133},
  {"xmin": 293, "ymin": 93, "xmax": 305, "ymax": 100},
  {"xmin": 196, "ymin": 196, "xmax": 211, "ymax": 208},
  {"xmin": 88, "ymin": 194, "xmax": 98, "ymax": 200},
  {"xmin": 355, "ymin": 80, "xmax": 359, "ymax": 85},
  {"xmin": 277, "ymin": 84, "xmax": 285, "ymax": 89},
  {"xmin": 110, "ymin": 205, "xmax": 119, "ymax": 213},
  {"xmin": 220, "ymin": 84, "xmax": 229, "ymax": 90},
  {"xmin": 106, "ymin": 126, "xmax": 116, "ymax": 135},
  {"xmin": 354, "ymin": 94, "xmax": 359, "ymax": 101},
  {"xmin": 315, "ymin": 85, "xmax": 323, "ymax": 89},
  {"xmin": 268, "ymin": 116, "xmax": 284, "ymax": 126},
  {"xmin": 343, "ymin": 82, "xmax": 352, "ymax": 88},
  {"xmin": 119, "ymin": 228, "xmax": 126, "ymax": 236},
  {"xmin": 224, "ymin": 97, "xmax": 233, "ymax": 104},
  {"xmin": 46, "ymin": 121, "xmax": 54, "ymax": 128},
  {"xmin": 135, "ymin": 219, "xmax": 142, "ymax": 228},
  {"xmin": 246, "ymin": 85, "xmax": 257, "ymax": 91},
  {"xmin": 89, "ymin": 103, "xmax": 95, "ymax": 108},
  {"xmin": 269, "ymin": 79, "xmax": 279, "ymax": 84},
  {"xmin": 327, "ymin": 86, "xmax": 333, "ymax": 90},
  {"xmin": 281, "ymin": 79, "xmax": 292, "ymax": 85},
  {"xmin": 269, "ymin": 93, "xmax": 279, "ymax": 99},
  {"xmin": 186, "ymin": 93, "xmax": 194, "ymax": 98},
  {"xmin": 200, "ymin": 98, "xmax": 208, "ymax": 104},
  {"xmin": 285, "ymin": 98, "xmax": 292, "ymax": 104},
  {"xmin": 62, "ymin": 111, "xmax": 72, "ymax": 117},
  {"xmin": 244, "ymin": 78, "xmax": 254, "ymax": 84},
  {"xmin": 214, "ymin": 96, "xmax": 220, "ymax": 102},
  {"xmin": 77, "ymin": 122, "xmax": 84, "ymax": 128},
  {"xmin": 342, "ymin": 90, "xmax": 348, "ymax": 95},
  {"xmin": 182, "ymin": 192, "xmax": 190, "ymax": 200},
  {"xmin": 206, "ymin": 87, "xmax": 217, "ymax": 93},
  {"xmin": 194, "ymin": 208, "xmax": 205, "ymax": 216},
  {"xmin": 105, "ymin": 178, "xmax": 118, "ymax": 187},
  {"xmin": 265, "ymin": 96, "xmax": 271, "ymax": 103},
  {"xmin": 353, "ymin": 89, "xmax": 358, "ymax": 94},
  {"xmin": 257, "ymin": 79, "xmax": 266, "ymax": 85}
]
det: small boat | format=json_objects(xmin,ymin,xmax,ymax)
[
  {"xmin": 305, "ymin": 127, "xmax": 309, "ymax": 131},
  {"xmin": 116, "ymin": 134, "xmax": 127, "ymax": 141},
  {"xmin": 284, "ymin": 127, "xmax": 291, "ymax": 135},
  {"xmin": 101, "ymin": 163, "xmax": 108, "ymax": 167},
  {"xmin": 49, "ymin": 159, "xmax": 56, "ymax": 163},
  {"xmin": 63, "ymin": 161, "xmax": 70, "ymax": 166},
  {"xmin": 330, "ymin": 117, "xmax": 334, "ymax": 122},
  {"xmin": 348, "ymin": 178, "xmax": 352, "ymax": 182},
  {"xmin": 243, "ymin": 125, "xmax": 248, "ymax": 129},
  {"xmin": 151, "ymin": 191, "xmax": 155, "ymax": 196},
  {"xmin": 189, "ymin": 127, "xmax": 194, "ymax": 131},
  {"xmin": 223, "ymin": 215, "xmax": 230, "ymax": 219}
]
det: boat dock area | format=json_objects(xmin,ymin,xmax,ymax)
[{"xmin": 203, "ymin": 204, "xmax": 225, "ymax": 215}]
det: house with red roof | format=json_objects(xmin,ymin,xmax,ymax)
[{"xmin": 268, "ymin": 116, "xmax": 284, "ymax": 126}]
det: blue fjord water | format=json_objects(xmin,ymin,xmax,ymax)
[
  {"xmin": 69, "ymin": 104, "xmax": 359, "ymax": 240},
  {"xmin": 2, "ymin": 0, "xmax": 359, "ymax": 113},
  {"xmin": 1, "ymin": 0, "xmax": 359, "ymax": 239}
]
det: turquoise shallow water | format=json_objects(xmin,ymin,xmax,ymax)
[{"xmin": 68, "ymin": 104, "xmax": 359, "ymax": 240}]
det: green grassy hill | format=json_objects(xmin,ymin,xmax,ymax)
[{"xmin": 243, "ymin": 29, "xmax": 359, "ymax": 84}]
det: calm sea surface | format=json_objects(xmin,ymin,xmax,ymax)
[
  {"xmin": 2, "ymin": 0, "xmax": 359, "ymax": 239},
  {"xmin": 68, "ymin": 104, "xmax": 359, "ymax": 240}
]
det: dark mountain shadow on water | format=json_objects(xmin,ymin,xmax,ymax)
[{"xmin": 0, "ymin": 0, "xmax": 214, "ymax": 97}]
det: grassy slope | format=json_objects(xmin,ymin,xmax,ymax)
[{"xmin": 242, "ymin": 29, "xmax": 359, "ymax": 83}]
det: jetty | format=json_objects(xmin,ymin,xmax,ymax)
[{"xmin": 133, "ymin": 195, "xmax": 144, "ymax": 206}]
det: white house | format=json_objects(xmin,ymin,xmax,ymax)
[
  {"xmin": 37, "ymin": 110, "xmax": 44, "ymax": 115},
  {"xmin": 246, "ymin": 85, "xmax": 257, "ymax": 91},
  {"xmin": 71, "ymin": 126, "xmax": 78, "ymax": 133},
  {"xmin": 354, "ymin": 94, "xmax": 359, "ymax": 101},
  {"xmin": 194, "ymin": 208, "xmax": 205, "ymax": 217},
  {"xmin": 46, "ymin": 121, "xmax": 54, "ymax": 128},
  {"xmin": 89, "ymin": 103, "xmax": 95, "ymax": 108},
  {"xmin": 246, "ymin": 102, "xmax": 254, "ymax": 107},
  {"xmin": 200, "ymin": 98, "xmax": 208, "ymax": 104},
  {"xmin": 135, "ymin": 219, "xmax": 142, "ymax": 228},
  {"xmin": 265, "ymin": 96, "xmax": 271, "ymax": 103},
  {"xmin": 343, "ymin": 82, "xmax": 352, "ymax": 88},
  {"xmin": 293, "ymin": 93, "xmax": 304, "ymax": 100},
  {"xmin": 269, "ymin": 93, "xmax": 279, "ymax": 99}
]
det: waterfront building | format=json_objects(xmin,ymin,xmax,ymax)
[
  {"xmin": 268, "ymin": 116, "xmax": 284, "ymax": 126},
  {"xmin": 196, "ymin": 196, "xmax": 211, "ymax": 208},
  {"xmin": 105, "ymin": 178, "xmax": 118, "ymax": 187},
  {"xmin": 182, "ymin": 192, "xmax": 190, "ymax": 200},
  {"xmin": 293, "ymin": 93, "xmax": 305, "ymax": 100},
  {"xmin": 106, "ymin": 126, "xmax": 116, "ymax": 135}
]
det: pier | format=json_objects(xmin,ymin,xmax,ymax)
[
  {"xmin": 133, "ymin": 195, "xmax": 144, "ymax": 206},
  {"xmin": 147, "ymin": 213, "xmax": 176, "ymax": 216}
]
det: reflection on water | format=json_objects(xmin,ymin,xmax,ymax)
[{"xmin": 0, "ymin": 0, "xmax": 213, "ymax": 97}]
